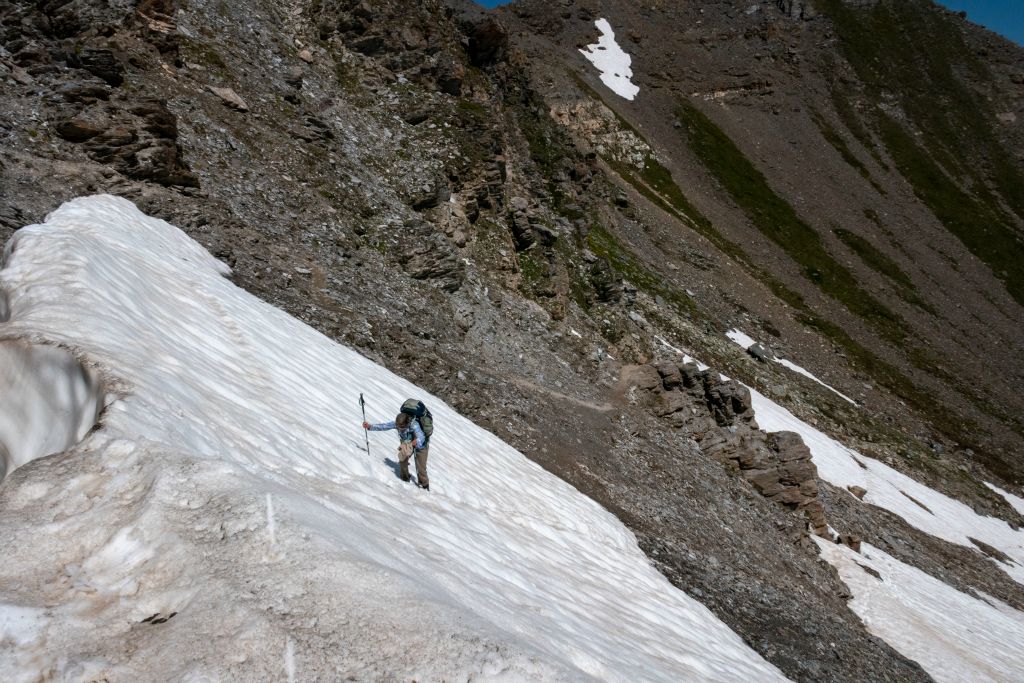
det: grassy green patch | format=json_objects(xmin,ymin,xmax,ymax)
[
  {"xmin": 572, "ymin": 69, "xmax": 758, "ymax": 277},
  {"xmin": 575, "ymin": 64, "xmax": 1015, "ymax": 469},
  {"xmin": 810, "ymin": 109, "xmax": 886, "ymax": 195},
  {"xmin": 832, "ymin": 227, "xmax": 935, "ymax": 314},
  {"xmin": 448, "ymin": 99, "xmax": 495, "ymax": 172},
  {"xmin": 819, "ymin": 0, "xmax": 1024, "ymax": 306},
  {"xmin": 517, "ymin": 251, "xmax": 550, "ymax": 295},
  {"xmin": 761, "ymin": 275, "xmax": 807, "ymax": 310},
  {"xmin": 676, "ymin": 99, "xmax": 907, "ymax": 344},
  {"xmin": 516, "ymin": 93, "xmax": 564, "ymax": 180},
  {"xmin": 181, "ymin": 38, "xmax": 229, "ymax": 75},
  {"xmin": 456, "ymin": 98, "xmax": 488, "ymax": 117},
  {"xmin": 552, "ymin": 233, "xmax": 594, "ymax": 310},
  {"xmin": 828, "ymin": 85, "xmax": 888, "ymax": 170},
  {"xmin": 331, "ymin": 58, "xmax": 362, "ymax": 94},
  {"xmin": 796, "ymin": 309, "xmax": 1021, "ymax": 480},
  {"xmin": 586, "ymin": 225, "xmax": 697, "ymax": 318},
  {"xmin": 602, "ymin": 156, "xmax": 750, "ymax": 265},
  {"xmin": 874, "ymin": 113, "xmax": 1024, "ymax": 306}
]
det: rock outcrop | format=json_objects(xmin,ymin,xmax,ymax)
[
  {"xmin": 393, "ymin": 220, "xmax": 464, "ymax": 293},
  {"xmin": 466, "ymin": 17, "xmax": 508, "ymax": 67},
  {"xmin": 55, "ymin": 98, "xmax": 198, "ymax": 187},
  {"xmin": 625, "ymin": 361, "xmax": 830, "ymax": 537}
]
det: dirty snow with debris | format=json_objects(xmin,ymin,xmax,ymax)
[
  {"xmin": 746, "ymin": 385, "xmax": 1024, "ymax": 586},
  {"xmin": 986, "ymin": 482, "xmax": 1024, "ymax": 517},
  {"xmin": 0, "ymin": 196, "xmax": 786, "ymax": 682},
  {"xmin": 579, "ymin": 18, "xmax": 640, "ymax": 101},
  {"xmin": 816, "ymin": 539, "xmax": 1024, "ymax": 683},
  {"xmin": 726, "ymin": 329, "xmax": 857, "ymax": 405}
]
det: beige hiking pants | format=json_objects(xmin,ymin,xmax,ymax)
[{"xmin": 399, "ymin": 444, "xmax": 429, "ymax": 487}]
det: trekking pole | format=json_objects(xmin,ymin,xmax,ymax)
[{"xmin": 359, "ymin": 393, "xmax": 371, "ymax": 456}]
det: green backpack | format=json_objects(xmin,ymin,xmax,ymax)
[{"xmin": 401, "ymin": 399, "xmax": 433, "ymax": 441}]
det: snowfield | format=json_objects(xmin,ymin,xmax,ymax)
[
  {"xmin": 0, "ymin": 196, "xmax": 786, "ymax": 681},
  {"xmin": 816, "ymin": 539, "xmax": 1024, "ymax": 683},
  {"xmin": 662, "ymin": 341, "xmax": 1024, "ymax": 682},
  {"xmin": 747, "ymin": 386, "xmax": 1024, "ymax": 681},
  {"xmin": 579, "ymin": 19, "xmax": 640, "ymax": 101},
  {"xmin": 722, "ymin": 330, "xmax": 1024, "ymax": 582}
]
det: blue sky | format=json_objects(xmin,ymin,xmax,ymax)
[
  {"xmin": 474, "ymin": 0, "xmax": 1022, "ymax": 46},
  {"xmin": 935, "ymin": 1, "xmax": 1022, "ymax": 45}
]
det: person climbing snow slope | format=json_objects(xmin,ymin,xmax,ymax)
[{"xmin": 363, "ymin": 399, "xmax": 433, "ymax": 490}]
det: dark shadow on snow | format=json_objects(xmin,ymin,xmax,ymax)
[
  {"xmin": 0, "ymin": 340, "xmax": 104, "ymax": 482},
  {"xmin": 383, "ymin": 457, "xmax": 420, "ymax": 486}
]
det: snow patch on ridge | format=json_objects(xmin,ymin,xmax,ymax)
[
  {"xmin": 579, "ymin": 19, "xmax": 640, "ymax": 101},
  {"xmin": 0, "ymin": 341, "xmax": 103, "ymax": 481},
  {"xmin": 986, "ymin": 482, "xmax": 1024, "ymax": 517},
  {"xmin": 726, "ymin": 329, "xmax": 857, "ymax": 405}
]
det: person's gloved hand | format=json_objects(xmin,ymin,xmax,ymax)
[{"xmin": 399, "ymin": 441, "xmax": 413, "ymax": 458}]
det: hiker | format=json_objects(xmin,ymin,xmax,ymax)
[{"xmin": 363, "ymin": 400, "xmax": 432, "ymax": 490}]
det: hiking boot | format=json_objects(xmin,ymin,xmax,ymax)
[{"xmin": 417, "ymin": 481, "xmax": 429, "ymax": 491}]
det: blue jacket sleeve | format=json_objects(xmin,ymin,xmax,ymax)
[
  {"xmin": 368, "ymin": 421, "xmax": 396, "ymax": 432},
  {"xmin": 411, "ymin": 421, "xmax": 426, "ymax": 449}
]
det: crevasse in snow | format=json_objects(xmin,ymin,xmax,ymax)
[
  {"xmin": 0, "ymin": 341, "xmax": 103, "ymax": 481},
  {"xmin": 0, "ymin": 196, "xmax": 785, "ymax": 682}
]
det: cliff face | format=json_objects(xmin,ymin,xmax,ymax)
[{"xmin": 1, "ymin": 0, "xmax": 1022, "ymax": 679}]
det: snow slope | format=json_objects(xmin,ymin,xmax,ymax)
[
  {"xmin": 0, "ymin": 196, "xmax": 785, "ymax": 681},
  {"xmin": 657, "ymin": 343, "xmax": 1024, "ymax": 681},
  {"xmin": 987, "ymin": 482, "xmax": 1024, "ymax": 517},
  {"xmin": 745, "ymin": 381, "xmax": 1024, "ymax": 680}
]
